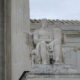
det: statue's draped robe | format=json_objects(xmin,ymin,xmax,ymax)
[{"xmin": 36, "ymin": 41, "xmax": 49, "ymax": 64}]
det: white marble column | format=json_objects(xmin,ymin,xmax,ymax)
[
  {"xmin": 5, "ymin": 0, "xmax": 31, "ymax": 80},
  {"xmin": 11, "ymin": 0, "xmax": 31, "ymax": 80}
]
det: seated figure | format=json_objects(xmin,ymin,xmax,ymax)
[{"xmin": 31, "ymin": 19, "xmax": 64, "ymax": 66}]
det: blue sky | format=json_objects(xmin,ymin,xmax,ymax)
[{"xmin": 30, "ymin": 0, "xmax": 80, "ymax": 20}]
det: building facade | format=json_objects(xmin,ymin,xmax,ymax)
[{"xmin": 0, "ymin": 0, "xmax": 80, "ymax": 80}]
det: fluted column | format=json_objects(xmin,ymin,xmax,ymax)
[
  {"xmin": 5, "ymin": 0, "xmax": 31, "ymax": 80},
  {"xmin": 11, "ymin": 0, "xmax": 31, "ymax": 80}
]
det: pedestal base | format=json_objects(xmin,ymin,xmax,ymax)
[{"xmin": 25, "ymin": 64, "xmax": 80, "ymax": 80}]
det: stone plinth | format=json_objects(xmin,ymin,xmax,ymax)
[{"xmin": 25, "ymin": 64, "xmax": 80, "ymax": 80}]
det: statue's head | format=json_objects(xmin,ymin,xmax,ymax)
[{"xmin": 41, "ymin": 19, "xmax": 48, "ymax": 29}]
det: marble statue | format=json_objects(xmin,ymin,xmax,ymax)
[
  {"xmin": 24, "ymin": 19, "xmax": 79, "ymax": 80},
  {"xmin": 30, "ymin": 19, "xmax": 64, "ymax": 66}
]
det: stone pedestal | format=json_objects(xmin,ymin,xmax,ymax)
[{"xmin": 25, "ymin": 64, "xmax": 80, "ymax": 80}]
